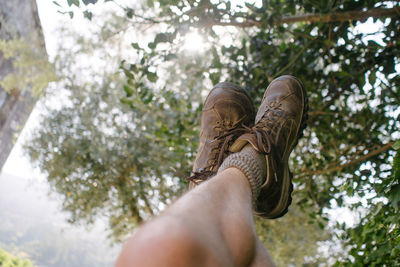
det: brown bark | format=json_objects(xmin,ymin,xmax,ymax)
[
  {"xmin": 210, "ymin": 7, "xmax": 400, "ymax": 28},
  {"xmin": 278, "ymin": 7, "xmax": 400, "ymax": 24},
  {"xmin": 0, "ymin": 0, "xmax": 44, "ymax": 171}
]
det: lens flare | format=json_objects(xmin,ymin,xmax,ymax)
[{"xmin": 183, "ymin": 32, "xmax": 205, "ymax": 52}]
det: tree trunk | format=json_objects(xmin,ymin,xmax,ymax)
[{"xmin": 0, "ymin": 0, "xmax": 46, "ymax": 171}]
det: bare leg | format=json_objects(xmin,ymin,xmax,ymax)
[
  {"xmin": 115, "ymin": 168, "xmax": 274, "ymax": 267},
  {"xmin": 250, "ymin": 237, "xmax": 276, "ymax": 267}
]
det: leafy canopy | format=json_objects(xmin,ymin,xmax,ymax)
[
  {"xmin": 0, "ymin": 248, "xmax": 36, "ymax": 267},
  {"xmin": 26, "ymin": 0, "xmax": 400, "ymax": 265}
]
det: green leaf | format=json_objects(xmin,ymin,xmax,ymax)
[
  {"xmin": 393, "ymin": 140, "xmax": 400, "ymax": 150},
  {"xmin": 154, "ymin": 33, "xmax": 169, "ymax": 44},
  {"xmin": 164, "ymin": 54, "xmax": 177, "ymax": 61},
  {"xmin": 388, "ymin": 184, "xmax": 400, "ymax": 210},
  {"xmin": 394, "ymin": 152, "xmax": 400, "ymax": 180},
  {"xmin": 146, "ymin": 72, "xmax": 158, "ymax": 82},
  {"xmin": 146, "ymin": 0, "xmax": 154, "ymax": 7},
  {"xmin": 67, "ymin": 0, "xmax": 80, "ymax": 7},
  {"xmin": 129, "ymin": 64, "xmax": 138, "ymax": 73},
  {"xmin": 123, "ymin": 85, "xmax": 134, "ymax": 97},
  {"xmin": 83, "ymin": 10, "xmax": 93, "ymax": 20},
  {"xmin": 68, "ymin": 11, "xmax": 74, "ymax": 18},
  {"xmin": 126, "ymin": 8, "xmax": 133, "ymax": 19},
  {"xmin": 279, "ymin": 42, "xmax": 286, "ymax": 52},
  {"xmin": 120, "ymin": 98, "xmax": 132, "ymax": 105},
  {"xmin": 209, "ymin": 72, "xmax": 221, "ymax": 85},
  {"xmin": 53, "ymin": 1, "xmax": 62, "ymax": 7},
  {"xmin": 82, "ymin": 0, "xmax": 98, "ymax": 4},
  {"xmin": 148, "ymin": 42, "xmax": 156, "ymax": 49},
  {"xmin": 143, "ymin": 93, "xmax": 154, "ymax": 104},
  {"xmin": 131, "ymin": 43, "xmax": 140, "ymax": 50},
  {"xmin": 245, "ymin": 2, "xmax": 257, "ymax": 11},
  {"xmin": 369, "ymin": 71, "xmax": 376, "ymax": 85}
]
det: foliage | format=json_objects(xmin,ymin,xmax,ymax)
[
  {"xmin": 0, "ymin": 248, "xmax": 36, "ymax": 267},
  {"xmin": 26, "ymin": 0, "xmax": 400, "ymax": 264},
  {"xmin": 255, "ymin": 205, "xmax": 331, "ymax": 266},
  {"xmin": 0, "ymin": 38, "xmax": 57, "ymax": 96},
  {"xmin": 334, "ymin": 141, "xmax": 400, "ymax": 266},
  {"xmin": 24, "ymin": 5, "xmax": 329, "ymax": 263},
  {"xmin": 25, "ymin": 24, "xmax": 205, "ymax": 241}
]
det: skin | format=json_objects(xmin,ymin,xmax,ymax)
[{"xmin": 115, "ymin": 168, "xmax": 275, "ymax": 267}]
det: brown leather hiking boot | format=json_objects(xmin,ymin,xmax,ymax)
[
  {"xmin": 187, "ymin": 82, "xmax": 255, "ymax": 188},
  {"xmin": 230, "ymin": 75, "xmax": 308, "ymax": 218}
]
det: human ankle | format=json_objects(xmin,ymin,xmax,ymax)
[{"xmin": 218, "ymin": 144, "xmax": 266, "ymax": 206}]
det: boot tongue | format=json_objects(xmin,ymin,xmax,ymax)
[{"xmin": 230, "ymin": 134, "xmax": 259, "ymax": 153}]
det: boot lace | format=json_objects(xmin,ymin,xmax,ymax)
[
  {"xmin": 187, "ymin": 104, "xmax": 285, "ymax": 184},
  {"xmin": 187, "ymin": 119, "xmax": 250, "ymax": 184},
  {"xmin": 248, "ymin": 104, "xmax": 286, "ymax": 182}
]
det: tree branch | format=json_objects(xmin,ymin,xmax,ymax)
[
  {"xmin": 210, "ymin": 7, "xmax": 400, "ymax": 28},
  {"xmin": 277, "ymin": 7, "xmax": 400, "ymax": 24},
  {"xmin": 301, "ymin": 141, "xmax": 395, "ymax": 176}
]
